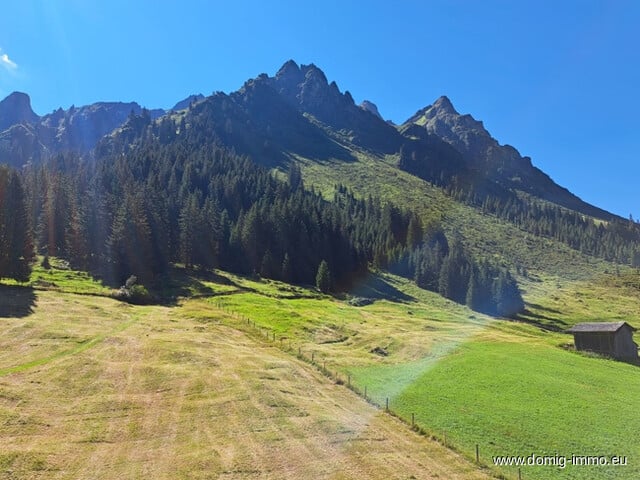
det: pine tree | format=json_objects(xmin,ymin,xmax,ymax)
[
  {"xmin": 0, "ymin": 167, "xmax": 34, "ymax": 282},
  {"xmin": 260, "ymin": 249, "xmax": 274, "ymax": 278},
  {"xmin": 316, "ymin": 259, "xmax": 332, "ymax": 293},
  {"xmin": 466, "ymin": 269, "xmax": 479, "ymax": 310},
  {"xmin": 281, "ymin": 252, "xmax": 292, "ymax": 283}
]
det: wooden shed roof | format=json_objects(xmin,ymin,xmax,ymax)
[{"xmin": 567, "ymin": 321, "xmax": 636, "ymax": 333}]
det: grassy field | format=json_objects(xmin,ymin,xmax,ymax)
[
  {"xmin": 2, "ymin": 259, "xmax": 639, "ymax": 479},
  {"xmin": 354, "ymin": 339, "xmax": 640, "ymax": 480},
  {"xmin": 207, "ymin": 270, "xmax": 640, "ymax": 480},
  {"xmin": 0, "ymin": 283, "xmax": 490, "ymax": 479}
]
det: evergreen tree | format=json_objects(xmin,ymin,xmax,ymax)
[
  {"xmin": 260, "ymin": 249, "xmax": 275, "ymax": 278},
  {"xmin": 316, "ymin": 259, "xmax": 332, "ymax": 293},
  {"xmin": 0, "ymin": 166, "xmax": 34, "ymax": 282},
  {"xmin": 281, "ymin": 252, "xmax": 292, "ymax": 282},
  {"xmin": 466, "ymin": 269, "xmax": 479, "ymax": 310}
]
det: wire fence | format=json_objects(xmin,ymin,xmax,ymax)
[{"xmin": 213, "ymin": 300, "xmax": 525, "ymax": 480}]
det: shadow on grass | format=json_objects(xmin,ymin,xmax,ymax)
[
  {"xmin": 0, "ymin": 285, "xmax": 36, "ymax": 318},
  {"xmin": 153, "ymin": 267, "xmax": 248, "ymax": 306},
  {"xmin": 525, "ymin": 302, "xmax": 563, "ymax": 315},
  {"xmin": 349, "ymin": 274, "xmax": 415, "ymax": 303},
  {"xmin": 512, "ymin": 307, "xmax": 566, "ymax": 332}
]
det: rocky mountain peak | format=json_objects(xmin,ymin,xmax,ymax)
[
  {"xmin": 360, "ymin": 100, "xmax": 383, "ymax": 120},
  {"xmin": 0, "ymin": 91, "xmax": 39, "ymax": 131},
  {"xmin": 275, "ymin": 59, "xmax": 301, "ymax": 79},
  {"xmin": 431, "ymin": 95, "xmax": 457, "ymax": 115}
]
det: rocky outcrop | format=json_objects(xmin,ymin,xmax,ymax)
[
  {"xmin": 360, "ymin": 100, "xmax": 383, "ymax": 120},
  {"xmin": 171, "ymin": 94, "xmax": 204, "ymax": 111},
  {"xmin": 0, "ymin": 92, "xmax": 39, "ymax": 131}
]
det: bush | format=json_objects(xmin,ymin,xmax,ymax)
[
  {"xmin": 112, "ymin": 275, "xmax": 154, "ymax": 304},
  {"xmin": 128, "ymin": 284, "xmax": 153, "ymax": 304}
]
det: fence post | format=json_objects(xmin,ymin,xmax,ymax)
[
  {"xmin": 364, "ymin": 386, "xmax": 367, "ymax": 399},
  {"xmin": 347, "ymin": 374, "xmax": 351, "ymax": 387},
  {"xmin": 385, "ymin": 397, "xmax": 389, "ymax": 411},
  {"xmin": 518, "ymin": 467, "xmax": 522, "ymax": 480},
  {"xmin": 311, "ymin": 352, "xmax": 315, "ymax": 363},
  {"xmin": 475, "ymin": 444, "xmax": 479, "ymax": 463},
  {"xmin": 411, "ymin": 413, "xmax": 415, "ymax": 427}
]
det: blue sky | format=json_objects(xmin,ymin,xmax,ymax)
[{"xmin": 1, "ymin": 0, "xmax": 639, "ymax": 218}]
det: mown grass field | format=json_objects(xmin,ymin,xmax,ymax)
[
  {"xmin": 2, "ymin": 259, "xmax": 639, "ymax": 479},
  {"xmin": 0, "ymin": 271, "xmax": 490, "ymax": 479}
]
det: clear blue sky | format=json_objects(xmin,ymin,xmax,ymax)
[{"xmin": 1, "ymin": 0, "xmax": 639, "ymax": 218}]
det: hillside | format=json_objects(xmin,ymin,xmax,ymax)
[
  {"xmin": 93, "ymin": 60, "xmax": 639, "ymax": 272},
  {"xmin": 1, "ymin": 59, "xmax": 640, "ymax": 480},
  {"xmin": 2, "ymin": 262, "xmax": 639, "ymax": 479},
  {"xmin": 0, "ymin": 275, "xmax": 489, "ymax": 480}
]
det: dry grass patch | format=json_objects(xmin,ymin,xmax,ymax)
[{"xmin": 0, "ymin": 291, "xmax": 489, "ymax": 480}]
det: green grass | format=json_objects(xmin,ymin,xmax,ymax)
[
  {"xmin": 195, "ymin": 269, "xmax": 639, "ymax": 480},
  {"xmin": 520, "ymin": 269, "xmax": 640, "ymax": 330},
  {"xmin": 351, "ymin": 339, "xmax": 640, "ymax": 480},
  {"xmin": 295, "ymin": 150, "xmax": 612, "ymax": 280},
  {"xmin": 3, "ymin": 258, "xmax": 639, "ymax": 479},
  {"xmin": 3, "ymin": 257, "xmax": 113, "ymax": 296}
]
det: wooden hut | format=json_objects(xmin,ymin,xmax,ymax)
[{"xmin": 567, "ymin": 322, "xmax": 638, "ymax": 361}]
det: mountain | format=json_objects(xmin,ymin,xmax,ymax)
[
  {"xmin": 0, "ymin": 93, "xmax": 165, "ymax": 167},
  {"xmin": 1, "ymin": 60, "xmax": 621, "ymax": 228},
  {"xmin": 403, "ymin": 96, "xmax": 614, "ymax": 220},
  {"xmin": 360, "ymin": 100, "xmax": 383, "ymax": 120},
  {"xmin": 0, "ymin": 92, "xmax": 39, "ymax": 131},
  {"xmin": 171, "ymin": 94, "xmax": 205, "ymax": 111}
]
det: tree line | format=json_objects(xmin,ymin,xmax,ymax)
[
  {"xmin": 0, "ymin": 110, "xmax": 525, "ymax": 317},
  {"xmin": 398, "ymin": 144, "xmax": 640, "ymax": 265}
]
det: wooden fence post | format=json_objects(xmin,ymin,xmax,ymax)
[{"xmin": 475, "ymin": 444, "xmax": 479, "ymax": 463}]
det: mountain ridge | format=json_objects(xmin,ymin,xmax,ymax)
[{"xmin": 0, "ymin": 60, "xmax": 619, "ymax": 222}]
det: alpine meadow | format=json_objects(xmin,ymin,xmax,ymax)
[{"xmin": 1, "ymin": 56, "xmax": 639, "ymax": 480}]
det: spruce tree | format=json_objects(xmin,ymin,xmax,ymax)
[
  {"xmin": 0, "ymin": 167, "xmax": 34, "ymax": 282},
  {"xmin": 281, "ymin": 253, "xmax": 292, "ymax": 283},
  {"xmin": 315, "ymin": 259, "xmax": 332, "ymax": 293}
]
